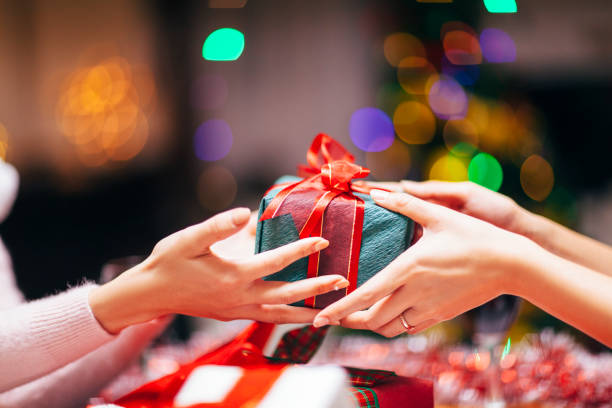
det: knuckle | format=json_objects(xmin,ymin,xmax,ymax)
[{"xmin": 394, "ymin": 193, "xmax": 413, "ymax": 209}]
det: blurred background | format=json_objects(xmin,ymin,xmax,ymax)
[{"xmin": 1, "ymin": 0, "xmax": 611, "ymax": 351}]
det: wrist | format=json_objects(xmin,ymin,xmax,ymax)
[{"xmin": 89, "ymin": 262, "xmax": 160, "ymax": 333}]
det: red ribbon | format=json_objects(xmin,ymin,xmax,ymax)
[{"xmin": 260, "ymin": 133, "xmax": 376, "ymax": 308}]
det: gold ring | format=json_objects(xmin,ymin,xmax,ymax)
[{"xmin": 399, "ymin": 312, "xmax": 414, "ymax": 331}]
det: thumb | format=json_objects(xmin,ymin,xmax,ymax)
[
  {"xmin": 182, "ymin": 207, "xmax": 251, "ymax": 255},
  {"xmin": 370, "ymin": 190, "xmax": 439, "ymax": 227}
]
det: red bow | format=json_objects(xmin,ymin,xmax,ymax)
[{"xmin": 260, "ymin": 133, "xmax": 375, "ymax": 308}]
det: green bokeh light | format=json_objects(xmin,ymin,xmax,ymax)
[
  {"xmin": 202, "ymin": 28, "xmax": 245, "ymax": 61},
  {"xmin": 468, "ymin": 152, "xmax": 503, "ymax": 191},
  {"xmin": 483, "ymin": 0, "xmax": 517, "ymax": 13}
]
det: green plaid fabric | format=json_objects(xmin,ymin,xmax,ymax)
[
  {"xmin": 271, "ymin": 326, "xmax": 397, "ymax": 408},
  {"xmin": 351, "ymin": 386, "xmax": 379, "ymax": 408},
  {"xmin": 272, "ymin": 325, "xmax": 330, "ymax": 363}
]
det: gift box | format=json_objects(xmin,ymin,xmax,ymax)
[
  {"xmin": 91, "ymin": 323, "xmax": 433, "ymax": 408},
  {"xmin": 255, "ymin": 134, "xmax": 415, "ymax": 309}
]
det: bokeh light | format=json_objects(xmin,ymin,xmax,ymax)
[
  {"xmin": 480, "ymin": 28, "xmax": 517, "ymax": 63},
  {"xmin": 366, "ymin": 139, "xmax": 411, "ymax": 181},
  {"xmin": 191, "ymin": 74, "xmax": 229, "ymax": 110},
  {"xmin": 478, "ymin": 102, "xmax": 515, "ymax": 156},
  {"xmin": 465, "ymin": 96, "xmax": 490, "ymax": 136},
  {"xmin": 468, "ymin": 152, "xmax": 503, "ymax": 191},
  {"xmin": 0, "ymin": 123, "xmax": 8, "ymax": 161},
  {"xmin": 56, "ymin": 57, "xmax": 155, "ymax": 166},
  {"xmin": 383, "ymin": 33, "xmax": 426, "ymax": 67},
  {"xmin": 393, "ymin": 101, "xmax": 436, "ymax": 144},
  {"xmin": 194, "ymin": 119, "xmax": 233, "ymax": 161},
  {"xmin": 397, "ymin": 57, "xmax": 437, "ymax": 95},
  {"xmin": 483, "ymin": 0, "xmax": 517, "ymax": 13},
  {"xmin": 428, "ymin": 149, "xmax": 469, "ymax": 182},
  {"xmin": 442, "ymin": 56, "xmax": 480, "ymax": 86},
  {"xmin": 443, "ymin": 29, "xmax": 482, "ymax": 65},
  {"xmin": 197, "ymin": 166, "xmax": 237, "ymax": 211},
  {"xmin": 427, "ymin": 75, "xmax": 468, "ymax": 119},
  {"xmin": 443, "ymin": 119, "xmax": 478, "ymax": 153},
  {"xmin": 202, "ymin": 28, "xmax": 245, "ymax": 61},
  {"xmin": 349, "ymin": 107, "xmax": 395, "ymax": 152},
  {"xmin": 520, "ymin": 155, "xmax": 554, "ymax": 201}
]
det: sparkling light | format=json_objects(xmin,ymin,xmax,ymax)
[
  {"xmin": 520, "ymin": 154, "xmax": 554, "ymax": 201},
  {"xmin": 397, "ymin": 57, "xmax": 437, "ymax": 95},
  {"xmin": 393, "ymin": 101, "xmax": 436, "ymax": 145},
  {"xmin": 383, "ymin": 33, "xmax": 426, "ymax": 67},
  {"xmin": 501, "ymin": 337, "xmax": 512, "ymax": 361},
  {"xmin": 191, "ymin": 74, "xmax": 229, "ymax": 110},
  {"xmin": 443, "ymin": 29, "xmax": 482, "ymax": 65},
  {"xmin": 198, "ymin": 166, "xmax": 237, "ymax": 211},
  {"xmin": 366, "ymin": 139, "xmax": 411, "ymax": 181},
  {"xmin": 349, "ymin": 107, "xmax": 395, "ymax": 152},
  {"xmin": 0, "ymin": 124, "xmax": 8, "ymax": 161},
  {"xmin": 194, "ymin": 119, "xmax": 233, "ymax": 161},
  {"xmin": 480, "ymin": 28, "xmax": 517, "ymax": 63},
  {"xmin": 483, "ymin": 0, "xmax": 517, "ymax": 13},
  {"xmin": 427, "ymin": 75, "xmax": 468, "ymax": 120},
  {"xmin": 468, "ymin": 152, "xmax": 503, "ymax": 191},
  {"xmin": 428, "ymin": 150, "xmax": 468, "ymax": 182},
  {"xmin": 443, "ymin": 119, "xmax": 478, "ymax": 154},
  {"xmin": 202, "ymin": 28, "xmax": 245, "ymax": 61},
  {"xmin": 56, "ymin": 57, "xmax": 155, "ymax": 166}
]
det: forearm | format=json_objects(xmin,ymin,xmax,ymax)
[
  {"xmin": 516, "ymin": 209, "xmax": 612, "ymax": 276},
  {"xmin": 0, "ymin": 317, "xmax": 170, "ymax": 408},
  {"xmin": 509, "ymin": 242, "xmax": 612, "ymax": 348}
]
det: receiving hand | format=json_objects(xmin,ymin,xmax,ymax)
[
  {"xmin": 91, "ymin": 208, "xmax": 348, "ymax": 333},
  {"xmin": 313, "ymin": 190, "xmax": 533, "ymax": 337}
]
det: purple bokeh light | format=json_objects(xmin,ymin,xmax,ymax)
[
  {"xmin": 349, "ymin": 107, "xmax": 395, "ymax": 152},
  {"xmin": 480, "ymin": 28, "xmax": 516, "ymax": 63},
  {"xmin": 190, "ymin": 74, "xmax": 229, "ymax": 110},
  {"xmin": 427, "ymin": 76, "xmax": 468, "ymax": 120},
  {"xmin": 194, "ymin": 119, "xmax": 233, "ymax": 161}
]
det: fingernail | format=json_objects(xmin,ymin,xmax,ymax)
[
  {"xmin": 333, "ymin": 278, "xmax": 349, "ymax": 291},
  {"xmin": 314, "ymin": 239, "xmax": 329, "ymax": 251},
  {"xmin": 231, "ymin": 208, "xmax": 251, "ymax": 226},
  {"xmin": 370, "ymin": 189, "xmax": 389, "ymax": 202},
  {"xmin": 313, "ymin": 316, "xmax": 329, "ymax": 328}
]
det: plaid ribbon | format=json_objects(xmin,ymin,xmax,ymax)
[{"xmin": 271, "ymin": 326, "xmax": 396, "ymax": 408}]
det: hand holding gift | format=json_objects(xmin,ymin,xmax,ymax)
[{"xmin": 90, "ymin": 208, "xmax": 348, "ymax": 333}]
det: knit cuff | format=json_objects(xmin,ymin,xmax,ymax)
[{"xmin": 27, "ymin": 284, "xmax": 116, "ymax": 368}]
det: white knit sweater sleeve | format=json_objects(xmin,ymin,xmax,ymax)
[{"xmin": 0, "ymin": 284, "xmax": 117, "ymax": 392}]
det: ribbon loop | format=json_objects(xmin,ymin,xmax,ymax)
[{"xmin": 321, "ymin": 161, "xmax": 370, "ymax": 192}]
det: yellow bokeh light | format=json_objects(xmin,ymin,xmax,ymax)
[
  {"xmin": 443, "ymin": 119, "xmax": 478, "ymax": 153},
  {"xmin": 520, "ymin": 155, "xmax": 554, "ymax": 201},
  {"xmin": 428, "ymin": 149, "xmax": 468, "ymax": 182},
  {"xmin": 56, "ymin": 56, "xmax": 155, "ymax": 167},
  {"xmin": 0, "ymin": 123, "xmax": 8, "ymax": 161},
  {"xmin": 397, "ymin": 57, "xmax": 437, "ymax": 95},
  {"xmin": 198, "ymin": 166, "xmax": 238, "ymax": 211},
  {"xmin": 384, "ymin": 33, "xmax": 426, "ymax": 68},
  {"xmin": 365, "ymin": 138, "xmax": 411, "ymax": 181},
  {"xmin": 393, "ymin": 101, "xmax": 436, "ymax": 145}
]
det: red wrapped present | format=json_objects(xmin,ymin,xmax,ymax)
[{"xmin": 89, "ymin": 323, "xmax": 433, "ymax": 408}]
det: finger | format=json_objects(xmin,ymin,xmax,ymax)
[
  {"xmin": 375, "ymin": 317, "xmax": 438, "ymax": 338},
  {"xmin": 182, "ymin": 208, "xmax": 251, "ymax": 254},
  {"xmin": 341, "ymin": 285, "xmax": 420, "ymax": 332},
  {"xmin": 242, "ymin": 237, "xmax": 329, "ymax": 280},
  {"xmin": 313, "ymin": 252, "xmax": 415, "ymax": 327},
  {"xmin": 229, "ymin": 304, "xmax": 320, "ymax": 324},
  {"xmin": 248, "ymin": 274, "xmax": 349, "ymax": 305},
  {"xmin": 354, "ymin": 180, "xmax": 403, "ymax": 191},
  {"xmin": 247, "ymin": 211, "xmax": 258, "ymax": 236},
  {"xmin": 370, "ymin": 190, "xmax": 439, "ymax": 226},
  {"xmin": 401, "ymin": 180, "xmax": 469, "ymax": 201}
]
